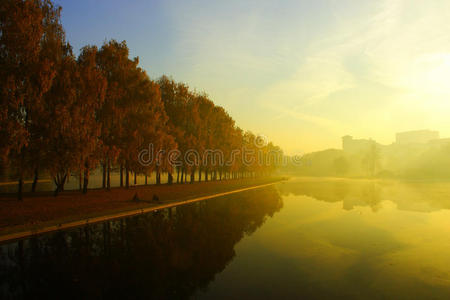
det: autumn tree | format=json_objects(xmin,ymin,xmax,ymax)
[
  {"xmin": 0, "ymin": 0, "xmax": 62, "ymax": 199},
  {"xmin": 77, "ymin": 46, "xmax": 107, "ymax": 193},
  {"xmin": 158, "ymin": 76, "xmax": 196, "ymax": 184},
  {"xmin": 209, "ymin": 105, "xmax": 235, "ymax": 180},
  {"xmin": 41, "ymin": 45, "xmax": 83, "ymax": 195},
  {"xmin": 96, "ymin": 40, "xmax": 132, "ymax": 189},
  {"xmin": 27, "ymin": 0, "xmax": 66, "ymax": 193},
  {"xmin": 120, "ymin": 67, "xmax": 171, "ymax": 188},
  {"xmin": 195, "ymin": 94, "xmax": 215, "ymax": 181}
]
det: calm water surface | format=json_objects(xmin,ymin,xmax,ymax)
[{"xmin": 1, "ymin": 178, "xmax": 450, "ymax": 299}]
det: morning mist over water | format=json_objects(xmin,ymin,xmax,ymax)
[{"xmin": 2, "ymin": 0, "xmax": 450, "ymax": 299}]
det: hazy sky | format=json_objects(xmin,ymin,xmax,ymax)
[{"xmin": 56, "ymin": 0, "xmax": 450, "ymax": 154}]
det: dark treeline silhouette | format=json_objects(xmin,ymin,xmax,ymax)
[
  {"xmin": 0, "ymin": 187, "xmax": 283, "ymax": 299},
  {"xmin": 0, "ymin": 0, "xmax": 281, "ymax": 200}
]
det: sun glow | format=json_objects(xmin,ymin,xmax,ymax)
[{"xmin": 416, "ymin": 53, "xmax": 450, "ymax": 95}]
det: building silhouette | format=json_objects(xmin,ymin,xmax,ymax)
[
  {"xmin": 343, "ymin": 129, "xmax": 448, "ymax": 153},
  {"xmin": 395, "ymin": 130, "xmax": 439, "ymax": 145},
  {"xmin": 342, "ymin": 135, "xmax": 379, "ymax": 154}
]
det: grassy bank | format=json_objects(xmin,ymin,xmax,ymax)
[{"xmin": 0, "ymin": 177, "xmax": 284, "ymax": 239}]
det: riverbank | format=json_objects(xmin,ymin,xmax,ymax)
[{"xmin": 0, "ymin": 177, "xmax": 284, "ymax": 241}]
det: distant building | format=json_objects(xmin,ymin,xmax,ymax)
[
  {"xmin": 395, "ymin": 130, "xmax": 439, "ymax": 145},
  {"xmin": 339, "ymin": 129, "xmax": 449, "ymax": 177},
  {"xmin": 343, "ymin": 129, "xmax": 446, "ymax": 153},
  {"xmin": 429, "ymin": 138, "xmax": 450, "ymax": 149},
  {"xmin": 342, "ymin": 135, "xmax": 377, "ymax": 154}
]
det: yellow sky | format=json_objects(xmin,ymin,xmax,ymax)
[{"xmin": 163, "ymin": 0, "xmax": 450, "ymax": 154}]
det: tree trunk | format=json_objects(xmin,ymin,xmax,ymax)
[
  {"xmin": 198, "ymin": 168, "xmax": 202, "ymax": 182},
  {"xmin": 125, "ymin": 166, "xmax": 130, "ymax": 188},
  {"xmin": 31, "ymin": 168, "xmax": 38, "ymax": 193},
  {"xmin": 120, "ymin": 164, "xmax": 123, "ymax": 187},
  {"xmin": 156, "ymin": 169, "xmax": 161, "ymax": 185},
  {"xmin": 106, "ymin": 160, "xmax": 111, "ymax": 190},
  {"xmin": 177, "ymin": 168, "xmax": 180, "ymax": 183},
  {"xmin": 18, "ymin": 177, "xmax": 23, "ymax": 201},
  {"xmin": 168, "ymin": 173, "xmax": 173, "ymax": 185},
  {"xmin": 60, "ymin": 175, "xmax": 66, "ymax": 192},
  {"xmin": 134, "ymin": 172, "xmax": 137, "ymax": 185},
  {"xmin": 145, "ymin": 174, "xmax": 148, "ymax": 185},
  {"xmin": 83, "ymin": 168, "xmax": 89, "ymax": 194},
  {"xmin": 54, "ymin": 173, "xmax": 67, "ymax": 197},
  {"xmin": 102, "ymin": 162, "xmax": 106, "ymax": 188},
  {"xmin": 190, "ymin": 171, "xmax": 194, "ymax": 183},
  {"xmin": 205, "ymin": 170, "xmax": 208, "ymax": 181}
]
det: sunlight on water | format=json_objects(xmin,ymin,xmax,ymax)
[{"xmin": 198, "ymin": 178, "xmax": 450, "ymax": 299}]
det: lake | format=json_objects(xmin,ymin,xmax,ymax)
[{"xmin": 1, "ymin": 177, "xmax": 450, "ymax": 299}]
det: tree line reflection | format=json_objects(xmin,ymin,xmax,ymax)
[
  {"xmin": 278, "ymin": 178, "xmax": 450, "ymax": 212},
  {"xmin": 0, "ymin": 187, "xmax": 282, "ymax": 299}
]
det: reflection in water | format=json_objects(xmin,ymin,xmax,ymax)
[
  {"xmin": 0, "ymin": 188, "xmax": 282, "ymax": 299},
  {"xmin": 277, "ymin": 177, "xmax": 450, "ymax": 212}
]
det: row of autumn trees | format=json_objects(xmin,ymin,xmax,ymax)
[{"xmin": 0, "ymin": 0, "xmax": 282, "ymax": 200}]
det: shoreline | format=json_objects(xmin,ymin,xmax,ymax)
[{"xmin": 0, "ymin": 177, "xmax": 285, "ymax": 244}]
